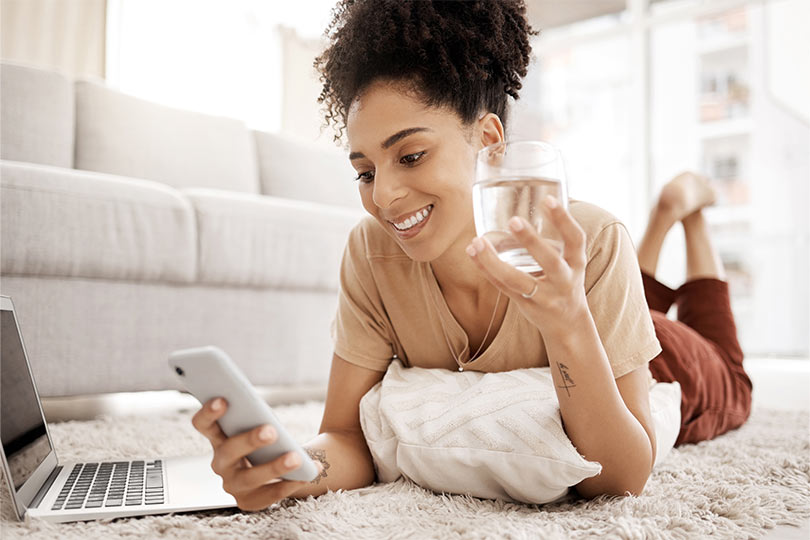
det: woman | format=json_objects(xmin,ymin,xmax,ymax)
[{"xmin": 191, "ymin": 0, "xmax": 753, "ymax": 510}]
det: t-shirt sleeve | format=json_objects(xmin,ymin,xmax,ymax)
[
  {"xmin": 584, "ymin": 222, "xmax": 662, "ymax": 378},
  {"xmin": 330, "ymin": 225, "xmax": 395, "ymax": 372}
]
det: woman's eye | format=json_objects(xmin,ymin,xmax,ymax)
[
  {"xmin": 400, "ymin": 151, "xmax": 426, "ymax": 165},
  {"xmin": 355, "ymin": 170, "xmax": 375, "ymax": 183}
]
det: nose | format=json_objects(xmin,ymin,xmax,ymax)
[{"xmin": 371, "ymin": 169, "xmax": 407, "ymax": 209}]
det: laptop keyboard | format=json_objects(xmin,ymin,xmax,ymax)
[{"xmin": 51, "ymin": 460, "xmax": 164, "ymax": 510}]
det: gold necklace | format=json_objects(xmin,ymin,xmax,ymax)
[{"xmin": 429, "ymin": 284, "xmax": 503, "ymax": 372}]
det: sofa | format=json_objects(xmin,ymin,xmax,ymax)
[{"xmin": 0, "ymin": 62, "xmax": 365, "ymax": 398}]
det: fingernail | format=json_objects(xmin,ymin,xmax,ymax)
[
  {"xmin": 285, "ymin": 453, "xmax": 300, "ymax": 468},
  {"xmin": 259, "ymin": 425, "xmax": 274, "ymax": 441},
  {"xmin": 472, "ymin": 237, "xmax": 485, "ymax": 253},
  {"xmin": 545, "ymin": 195, "xmax": 558, "ymax": 209},
  {"xmin": 509, "ymin": 216, "xmax": 524, "ymax": 231},
  {"xmin": 466, "ymin": 244, "xmax": 477, "ymax": 257},
  {"xmin": 211, "ymin": 398, "xmax": 223, "ymax": 411}
]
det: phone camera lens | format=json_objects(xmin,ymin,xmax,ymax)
[{"xmin": 175, "ymin": 366, "xmax": 184, "ymax": 376}]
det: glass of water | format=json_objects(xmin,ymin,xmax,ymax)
[{"xmin": 472, "ymin": 141, "xmax": 569, "ymax": 274}]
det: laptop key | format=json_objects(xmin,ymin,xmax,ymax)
[
  {"xmin": 85, "ymin": 500, "xmax": 103, "ymax": 508},
  {"xmin": 105, "ymin": 499, "xmax": 123, "ymax": 507},
  {"xmin": 146, "ymin": 476, "xmax": 163, "ymax": 489}
]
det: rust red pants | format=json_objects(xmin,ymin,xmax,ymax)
[{"xmin": 643, "ymin": 273, "xmax": 753, "ymax": 446}]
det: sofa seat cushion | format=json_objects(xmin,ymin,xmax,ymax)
[
  {"xmin": 254, "ymin": 131, "xmax": 361, "ymax": 209},
  {"xmin": 75, "ymin": 80, "xmax": 259, "ymax": 193},
  {"xmin": 0, "ymin": 161, "xmax": 196, "ymax": 283},
  {"xmin": 183, "ymin": 188, "xmax": 363, "ymax": 291},
  {"xmin": 0, "ymin": 63, "xmax": 74, "ymax": 168}
]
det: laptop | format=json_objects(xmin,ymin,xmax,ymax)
[{"xmin": 0, "ymin": 295, "xmax": 236, "ymax": 523}]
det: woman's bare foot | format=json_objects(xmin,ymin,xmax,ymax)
[{"xmin": 655, "ymin": 171, "xmax": 717, "ymax": 223}]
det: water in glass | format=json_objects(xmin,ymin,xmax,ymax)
[{"xmin": 473, "ymin": 176, "xmax": 567, "ymax": 274}]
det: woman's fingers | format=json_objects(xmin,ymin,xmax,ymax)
[
  {"xmin": 227, "ymin": 452, "xmax": 321, "ymax": 494},
  {"xmin": 543, "ymin": 196, "xmax": 586, "ymax": 270},
  {"xmin": 506, "ymin": 216, "xmax": 567, "ymax": 279},
  {"xmin": 210, "ymin": 424, "xmax": 278, "ymax": 475},
  {"xmin": 467, "ymin": 236, "xmax": 537, "ymax": 300},
  {"xmin": 191, "ymin": 398, "xmax": 229, "ymax": 447}
]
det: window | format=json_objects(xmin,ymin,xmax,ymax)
[
  {"xmin": 105, "ymin": 0, "xmax": 335, "ymax": 133},
  {"xmin": 524, "ymin": 0, "xmax": 809, "ymax": 357}
]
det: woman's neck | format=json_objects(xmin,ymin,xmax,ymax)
[{"xmin": 429, "ymin": 230, "xmax": 494, "ymax": 303}]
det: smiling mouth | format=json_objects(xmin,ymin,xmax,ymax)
[{"xmin": 390, "ymin": 204, "xmax": 434, "ymax": 231}]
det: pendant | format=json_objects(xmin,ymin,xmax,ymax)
[{"xmin": 458, "ymin": 366, "xmax": 463, "ymax": 372}]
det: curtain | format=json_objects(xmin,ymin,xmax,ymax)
[{"xmin": 1, "ymin": 0, "xmax": 106, "ymax": 79}]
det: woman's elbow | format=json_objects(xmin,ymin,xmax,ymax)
[{"xmin": 574, "ymin": 465, "xmax": 651, "ymax": 499}]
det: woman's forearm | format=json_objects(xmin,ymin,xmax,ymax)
[
  {"xmin": 289, "ymin": 430, "xmax": 376, "ymax": 499},
  {"xmin": 544, "ymin": 308, "xmax": 653, "ymax": 498}
]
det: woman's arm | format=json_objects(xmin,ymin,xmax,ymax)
[
  {"xmin": 543, "ymin": 312, "xmax": 655, "ymax": 498},
  {"xmin": 289, "ymin": 354, "xmax": 383, "ymax": 498},
  {"xmin": 467, "ymin": 197, "xmax": 656, "ymax": 498},
  {"xmin": 191, "ymin": 354, "xmax": 383, "ymax": 509}
]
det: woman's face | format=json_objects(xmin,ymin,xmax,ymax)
[{"xmin": 346, "ymin": 81, "xmax": 502, "ymax": 262}]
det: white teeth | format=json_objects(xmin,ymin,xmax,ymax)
[{"xmin": 394, "ymin": 205, "xmax": 432, "ymax": 231}]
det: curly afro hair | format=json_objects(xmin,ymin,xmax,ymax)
[{"xmin": 314, "ymin": 0, "xmax": 538, "ymax": 142}]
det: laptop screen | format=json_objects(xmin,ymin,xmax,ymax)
[{"xmin": 1, "ymin": 307, "xmax": 54, "ymax": 490}]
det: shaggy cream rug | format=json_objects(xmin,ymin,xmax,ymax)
[{"xmin": 2, "ymin": 402, "xmax": 808, "ymax": 539}]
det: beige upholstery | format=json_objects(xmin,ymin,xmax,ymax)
[
  {"xmin": 0, "ymin": 63, "xmax": 74, "ymax": 168},
  {"xmin": 0, "ymin": 62, "xmax": 364, "ymax": 396},
  {"xmin": 183, "ymin": 188, "xmax": 361, "ymax": 290},
  {"xmin": 74, "ymin": 79, "xmax": 261, "ymax": 193},
  {"xmin": 254, "ymin": 130, "xmax": 360, "ymax": 208},
  {"xmin": 0, "ymin": 161, "xmax": 196, "ymax": 283}
]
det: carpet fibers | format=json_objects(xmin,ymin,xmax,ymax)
[{"xmin": 2, "ymin": 402, "xmax": 808, "ymax": 539}]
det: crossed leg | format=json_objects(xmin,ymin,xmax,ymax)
[
  {"xmin": 636, "ymin": 172, "xmax": 752, "ymax": 445},
  {"xmin": 637, "ymin": 171, "xmax": 723, "ymax": 282}
]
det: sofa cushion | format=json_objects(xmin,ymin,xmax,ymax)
[
  {"xmin": 75, "ymin": 80, "xmax": 260, "ymax": 193},
  {"xmin": 0, "ymin": 161, "xmax": 196, "ymax": 283},
  {"xmin": 254, "ymin": 131, "xmax": 360, "ymax": 209},
  {"xmin": 183, "ymin": 188, "xmax": 363, "ymax": 291},
  {"xmin": 0, "ymin": 63, "xmax": 74, "ymax": 168}
]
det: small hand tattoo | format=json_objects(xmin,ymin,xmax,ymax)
[
  {"xmin": 556, "ymin": 362, "xmax": 576, "ymax": 397},
  {"xmin": 305, "ymin": 447, "xmax": 330, "ymax": 484}
]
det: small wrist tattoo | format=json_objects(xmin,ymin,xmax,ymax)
[
  {"xmin": 305, "ymin": 447, "xmax": 330, "ymax": 484},
  {"xmin": 556, "ymin": 362, "xmax": 576, "ymax": 397}
]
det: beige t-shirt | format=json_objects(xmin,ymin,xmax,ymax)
[{"xmin": 331, "ymin": 200, "xmax": 661, "ymax": 383}]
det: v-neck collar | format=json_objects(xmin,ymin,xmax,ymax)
[{"xmin": 422, "ymin": 262, "xmax": 514, "ymax": 369}]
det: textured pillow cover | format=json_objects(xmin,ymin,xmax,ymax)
[{"xmin": 359, "ymin": 360, "xmax": 681, "ymax": 505}]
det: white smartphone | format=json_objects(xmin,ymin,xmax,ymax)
[{"xmin": 168, "ymin": 345, "xmax": 319, "ymax": 482}]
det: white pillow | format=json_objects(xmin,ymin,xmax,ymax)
[{"xmin": 359, "ymin": 359, "xmax": 681, "ymax": 504}]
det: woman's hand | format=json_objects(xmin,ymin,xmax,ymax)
[
  {"xmin": 466, "ymin": 196, "xmax": 590, "ymax": 338},
  {"xmin": 191, "ymin": 397, "xmax": 322, "ymax": 511}
]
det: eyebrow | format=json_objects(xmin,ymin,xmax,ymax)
[{"xmin": 349, "ymin": 127, "xmax": 432, "ymax": 161}]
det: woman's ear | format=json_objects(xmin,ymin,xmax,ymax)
[{"xmin": 478, "ymin": 113, "xmax": 505, "ymax": 149}]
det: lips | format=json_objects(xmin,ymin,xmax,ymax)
[
  {"xmin": 387, "ymin": 204, "xmax": 434, "ymax": 239},
  {"xmin": 390, "ymin": 204, "xmax": 433, "ymax": 230}
]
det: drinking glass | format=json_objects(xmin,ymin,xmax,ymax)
[{"xmin": 472, "ymin": 141, "xmax": 569, "ymax": 274}]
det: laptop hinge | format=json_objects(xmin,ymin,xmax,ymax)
[{"xmin": 29, "ymin": 465, "xmax": 62, "ymax": 509}]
